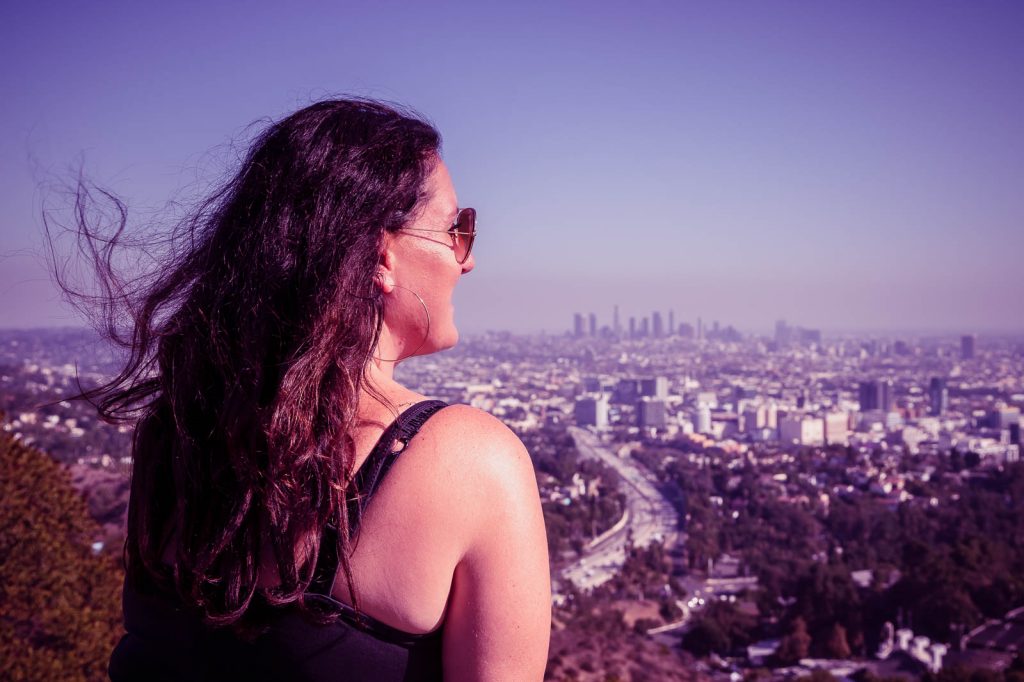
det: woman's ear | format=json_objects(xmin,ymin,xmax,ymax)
[{"xmin": 376, "ymin": 236, "xmax": 397, "ymax": 294}]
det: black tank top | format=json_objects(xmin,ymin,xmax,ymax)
[{"xmin": 109, "ymin": 400, "xmax": 449, "ymax": 681}]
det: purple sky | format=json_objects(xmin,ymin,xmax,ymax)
[{"xmin": 2, "ymin": 1, "xmax": 1022, "ymax": 334}]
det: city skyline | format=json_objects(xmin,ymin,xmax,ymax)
[
  {"xmin": 565, "ymin": 306, "xmax": 1018, "ymax": 339},
  {"xmin": 3, "ymin": 306, "xmax": 1023, "ymax": 677},
  {"xmin": 3, "ymin": 2, "xmax": 1023, "ymax": 333}
]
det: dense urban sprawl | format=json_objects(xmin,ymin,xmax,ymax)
[{"xmin": 3, "ymin": 323, "xmax": 1023, "ymax": 681}]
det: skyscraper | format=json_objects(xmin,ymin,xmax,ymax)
[
  {"xmin": 859, "ymin": 379, "xmax": 894, "ymax": 412},
  {"xmin": 640, "ymin": 376, "xmax": 669, "ymax": 400},
  {"xmin": 696, "ymin": 404, "xmax": 712, "ymax": 433},
  {"xmin": 799, "ymin": 328, "xmax": 822, "ymax": 345},
  {"xmin": 824, "ymin": 412, "xmax": 850, "ymax": 445},
  {"xmin": 880, "ymin": 378, "xmax": 895, "ymax": 412},
  {"xmin": 742, "ymin": 405, "xmax": 766, "ymax": 432},
  {"xmin": 613, "ymin": 305, "xmax": 621, "ymax": 336},
  {"xmin": 576, "ymin": 395, "xmax": 609, "ymax": 429},
  {"xmin": 928, "ymin": 377, "xmax": 949, "ymax": 416},
  {"xmin": 858, "ymin": 380, "xmax": 880, "ymax": 411},
  {"xmin": 961, "ymin": 334, "xmax": 976, "ymax": 360},
  {"xmin": 637, "ymin": 398, "xmax": 667, "ymax": 430},
  {"xmin": 588, "ymin": 312, "xmax": 597, "ymax": 337},
  {"xmin": 775, "ymin": 320, "xmax": 791, "ymax": 346},
  {"xmin": 668, "ymin": 310, "xmax": 675, "ymax": 336},
  {"xmin": 629, "ymin": 317, "xmax": 636, "ymax": 339},
  {"xmin": 573, "ymin": 313, "xmax": 584, "ymax": 338},
  {"xmin": 652, "ymin": 311, "xmax": 664, "ymax": 338}
]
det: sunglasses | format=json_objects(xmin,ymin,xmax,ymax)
[{"xmin": 400, "ymin": 207, "xmax": 476, "ymax": 264}]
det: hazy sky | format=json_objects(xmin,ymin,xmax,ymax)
[{"xmin": 2, "ymin": 1, "xmax": 1022, "ymax": 334}]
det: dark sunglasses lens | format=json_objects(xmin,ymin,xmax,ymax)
[{"xmin": 454, "ymin": 208, "xmax": 476, "ymax": 263}]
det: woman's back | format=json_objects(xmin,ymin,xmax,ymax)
[
  {"xmin": 110, "ymin": 400, "xmax": 450, "ymax": 681},
  {"xmin": 111, "ymin": 398, "xmax": 551, "ymax": 681}
]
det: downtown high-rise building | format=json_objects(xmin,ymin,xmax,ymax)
[
  {"xmin": 652, "ymin": 311, "xmax": 664, "ymax": 339},
  {"xmin": 696, "ymin": 404, "xmax": 712, "ymax": 434},
  {"xmin": 858, "ymin": 381, "xmax": 878, "ymax": 411},
  {"xmin": 961, "ymin": 334, "xmax": 976, "ymax": 360},
  {"xmin": 588, "ymin": 312, "xmax": 597, "ymax": 337},
  {"xmin": 742, "ymin": 404, "xmax": 766, "ymax": 433},
  {"xmin": 775, "ymin": 320, "xmax": 790, "ymax": 345},
  {"xmin": 639, "ymin": 376, "xmax": 669, "ymax": 400},
  {"xmin": 575, "ymin": 394, "xmax": 609, "ymax": 429},
  {"xmin": 824, "ymin": 412, "xmax": 850, "ymax": 445},
  {"xmin": 779, "ymin": 414, "xmax": 825, "ymax": 446},
  {"xmin": 880, "ymin": 379, "xmax": 895, "ymax": 412},
  {"xmin": 928, "ymin": 377, "xmax": 949, "ymax": 417},
  {"xmin": 859, "ymin": 379, "xmax": 894, "ymax": 412},
  {"xmin": 637, "ymin": 397, "xmax": 667, "ymax": 430},
  {"xmin": 573, "ymin": 313, "xmax": 585, "ymax": 338}
]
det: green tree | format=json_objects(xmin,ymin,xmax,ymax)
[
  {"xmin": 824, "ymin": 622, "xmax": 851, "ymax": 659},
  {"xmin": 776, "ymin": 617, "xmax": 811, "ymax": 665},
  {"xmin": 681, "ymin": 601, "xmax": 756, "ymax": 657},
  {"xmin": 0, "ymin": 428, "xmax": 123, "ymax": 681},
  {"xmin": 791, "ymin": 562, "xmax": 863, "ymax": 649},
  {"xmin": 681, "ymin": 618, "xmax": 729, "ymax": 657}
]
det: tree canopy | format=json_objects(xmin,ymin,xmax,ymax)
[{"xmin": 0, "ymin": 427, "xmax": 123, "ymax": 681}]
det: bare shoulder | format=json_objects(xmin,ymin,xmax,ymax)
[
  {"xmin": 400, "ymin": 404, "xmax": 539, "ymax": 538},
  {"xmin": 415, "ymin": 403, "xmax": 534, "ymax": 484},
  {"xmin": 423, "ymin": 403, "xmax": 524, "ymax": 446},
  {"xmin": 422, "ymin": 406, "xmax": 551, "ymax": 680}
]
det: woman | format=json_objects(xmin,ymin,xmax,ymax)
[{"xmin": 74, "ymin": 99, "xmax": 550, "ymax": 680}]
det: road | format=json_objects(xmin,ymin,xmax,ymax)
[{"xmin": 560, "ymin": 427, "xmax": 680, "ymax": 591}]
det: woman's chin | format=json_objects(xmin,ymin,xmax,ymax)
[
  {"xmin": 431, "ymin": 326, "xmax": 460, "ymax": 354},
  {"xmin": 439, "ymin": 327, "xmax": 459, "ymax": 351},
  {"xmin": 404, "ymin": 328, "xmax": 458, "ymax": 359}
]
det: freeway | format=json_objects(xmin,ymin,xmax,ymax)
[{"xmin": 561, "ymin": 427, "xmax": 680, "ymax": 590}]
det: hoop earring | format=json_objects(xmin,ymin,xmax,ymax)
[{"xmin": 373, "ymin": 283, "xmax": 431, "ymax": 363}]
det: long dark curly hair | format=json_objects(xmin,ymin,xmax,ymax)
[{"xmin": 49, "ymin": 99, "xmax": 442, "ymax": 628}]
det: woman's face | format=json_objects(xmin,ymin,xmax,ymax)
[{"xmin": 383, "ymin": 159, "xmax": 474, "ymax": 357}]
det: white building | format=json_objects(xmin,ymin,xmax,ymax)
[
  {"xmin": 696, "ymin": 404, "xmax": 712, "ymax": 434},
  {"xmin": 824, "ymin": 412, "xmax": 850, "ymax": 446},
  {"xmin": 779, "ymin": 414, "xmax": 825, "ymax": 446}
]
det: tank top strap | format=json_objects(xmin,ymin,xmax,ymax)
[
  {"xmin": 308, "ymin": 399, "xmax": 448, "ymax": 598},
  {"xmin": 351, "ymin": 399, "xmax": 449, "ymax": 509}
]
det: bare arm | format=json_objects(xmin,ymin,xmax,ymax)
[{"xmin": 441, "ymin": 409, "xmax": 551, "ymax": 681}]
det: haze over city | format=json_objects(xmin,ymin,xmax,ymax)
[
  {"xmin": 2, "ymin": 1, "xmax": 1022, "ymax": 334},
  {"xmin": 4, "ymin": 6, "xmax": 1024, "ymax": 676}
]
